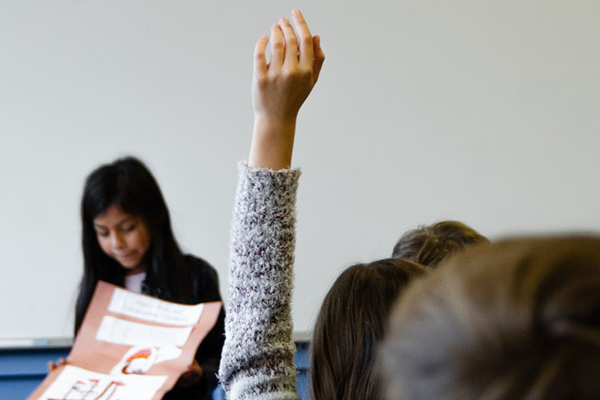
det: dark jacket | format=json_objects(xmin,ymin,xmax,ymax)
[{"xmin": 143, "ymin": 254, "xmax": 225, "ymax": 400}]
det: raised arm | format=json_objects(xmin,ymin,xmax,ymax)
[{"xmin": 219, "ymin": 9, "xmax": 324, "ymax": 400}]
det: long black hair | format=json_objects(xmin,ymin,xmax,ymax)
[{"xmin": 75, "ymin": 156, "xmax": 192, "ymax": 333}]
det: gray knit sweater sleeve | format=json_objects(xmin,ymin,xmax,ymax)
[{"xmin": 218, "ymin": 163, "xmax": 301, "ymax": 400}]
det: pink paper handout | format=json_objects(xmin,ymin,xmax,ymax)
[{"xmin": 27, "ymin": 281, "xmax": 222, "ymax": 400}]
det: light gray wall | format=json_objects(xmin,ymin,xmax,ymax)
[{"xmin": 1, "ymin": 0, "xmax": 599, "ymax": 339}]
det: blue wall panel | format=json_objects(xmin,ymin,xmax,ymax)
[{"xmin": 1, "ymin": 344, "xmax": 310, "ymax": 400}]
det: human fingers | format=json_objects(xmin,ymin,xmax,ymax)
[
  {"xmin": 270, "ymin": 24, "xmax": 284, "ymax": 70},
  {"xmin": 254, "ymin": 35, "xmax": 268, "ymax": 79},
  {"xmin": 189, "ymin": 360, "xmax": 202, "ymax": 375},
  {"xmin": 47, "ymin": 358, "xmax": 67, "ymax": 372},
  {"xmin": 312, "ymin": 35, "xmax": 326, "ymax": 83},
  {"xmin": 176, "ymin": 362, "xmax": 202, "ymax": 387},
  {"xmin": 279, "ymin": 17, "xmax": 299, "ymax": 68},
  {"xmin": 291, "ymin": 9, "xmax": 314, "ymax": 69}
]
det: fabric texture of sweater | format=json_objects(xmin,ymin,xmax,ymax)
[{"xmin": 219, "ymin": 163, "xmax": 301, "ymax": 400}]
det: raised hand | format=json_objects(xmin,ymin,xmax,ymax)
[{"xmin": 249, "ymin": 9, "xmax": 325, "ymax": 170}]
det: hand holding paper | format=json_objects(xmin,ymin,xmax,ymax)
[{"xmin": 28, "ymin": 282, "xmax": 221, "ymax": 400}]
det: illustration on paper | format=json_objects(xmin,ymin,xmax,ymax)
[{"xmin": 110, "ymin": 345, "xmax": 182, "ymax": 375}]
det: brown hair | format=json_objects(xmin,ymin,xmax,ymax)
[
  {"xmin": 311, "ymin": 258, "xmax": 427, "ymax": 400},
  {"xmin": 381, "ymin": 236, "xmax": 600, "ymax": 400},
  {"xmin": 392, "ymin": 220, "xmax": 489, "ymax": 268}
]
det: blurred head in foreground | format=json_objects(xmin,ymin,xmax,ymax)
[{"xmin": 381, "ymin": 236, "xmax": 600, "ymax": 400}]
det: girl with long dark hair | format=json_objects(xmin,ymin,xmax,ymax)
[{"xmin": 76, "ymin": 156, "xmax": 225, "ymax": 400}]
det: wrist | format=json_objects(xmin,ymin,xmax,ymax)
[
  {"xmin": 253, "ymin": 115, "xmax": 297, "ymax": 133},
  {"xmin": 249, "ymin": 117, "xmax": 297, "ymax": 170}
]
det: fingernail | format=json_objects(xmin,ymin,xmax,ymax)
[
  {"xmin": 293, "ymin": 9, "xmax": 301, "ymax": 17},
  {"xmin": 280, "ymin": 17, "xmax": 289, "ymax": 24}
]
